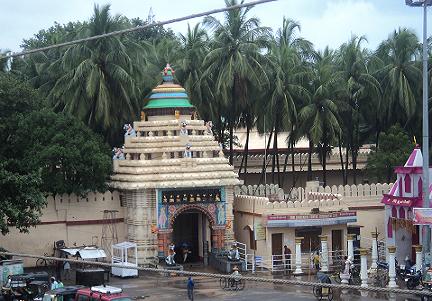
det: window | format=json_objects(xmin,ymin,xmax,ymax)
[
  {"xmin": 398, "ymin": 179, "xmax": 402, "ymax": 196},
  {"xmin": 399, "ymin": 207, "xmax": 406, "ymax": 219},
  {"xmin": 391, "ymin": 206, "xmax": 397, "ymax": 218},
  {"xmin": 404, "ymin": 174, "xmax": 411, "ymax": 193},
  {"xmin": 387, "ymin": 218, "xmax": 393, "ymax": 238},
  {"xmin": 418, "ymin": 178, "xmax": 423, "ymax": 196},
  {"xmin": 244, "ymin": 225, "xmax": 256, "ymax": 250}
]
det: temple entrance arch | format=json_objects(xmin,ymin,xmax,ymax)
[
  {"xmin": 157, "ymin": 189, "xmax": 228, "ymax": 261},
  {"xmin": 171, "ymin": 208, "xmax": 213, "ymax": 263}
]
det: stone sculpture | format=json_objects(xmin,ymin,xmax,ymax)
[{"xmin": 123, "ymin": 123, "xmax": 136, "ymax": 137}]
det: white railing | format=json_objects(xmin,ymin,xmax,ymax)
[{"xmin": 235, "ymin": 241, "xmax": 247, "ymax": 262}]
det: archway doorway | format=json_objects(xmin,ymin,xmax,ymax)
[{"xmin": 172, "ymin": 209, "xmax": 212, "ymax": 264}]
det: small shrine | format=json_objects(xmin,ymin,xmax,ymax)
[
  {"xmin": 382, "ymin": 145, "xmax": 429, "ymax": 261},
  {"xmin": 109, "ymin": 64, "xmax": 241, "ymax": 265}
]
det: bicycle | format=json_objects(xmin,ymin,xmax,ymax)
[
  {"xmin": 313, "ymin": 286, "xmax": 334, "ymax": 301},
  {"xmin": 35, "ymin": 253, "xmax": 56, "ymax": 268},
  {"xmin": 219, "ymin": 277, "xmax": 245, "ymax": 291}
]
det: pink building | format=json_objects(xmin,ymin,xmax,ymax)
[{"xmin": 382, "ymin": 146, "xmax": 431, "ymax": 261}]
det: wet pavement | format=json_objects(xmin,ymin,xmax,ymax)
[
  {"xmin": 106, "ymin": 267, "xmax": 424, "ymax": 301},
  {"xmin": 26, "ymin": 266, "xmax": 425, "ymax": 300}
]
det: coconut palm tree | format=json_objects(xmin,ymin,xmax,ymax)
[
  {"xmin": 47, "ymin": 4, "xmax": 146, "ymax": 145},
  {"xmin": 176, "ymin": 23, "xmax": 213, "ymax": 120},
  {"xmin": 299, "ymin": 50, "xmax": 342, "ymax": 186},
  {"xmin": 262, "ymin": 18, "xmax": 314, "ymax": 187},
  {"xmin": 202, "ymin": 0, "xmax": 271, "ymax": 165},
  {"xmin": 336, "ymin": 36, "xmax": 380, "ymax": 184},
  {"xmin": 374, "ymin": 28, "xmax": 421, "ymax": 128}
]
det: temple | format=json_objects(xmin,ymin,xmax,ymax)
[
  {"xmin": 109, "ymin": 64, "xmax": 241, "ymax": 264},
  {"xmin": 382, "ymin": 145, "xmax": 429, "ymax": 261}
]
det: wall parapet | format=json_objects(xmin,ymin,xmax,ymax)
[{"xmin": 235, "ymin": 183, "xmax": 392, "ymax": 202}]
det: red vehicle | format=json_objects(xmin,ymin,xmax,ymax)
[{"xmin": 75, "ymin": 286, "xmax": 132, "ymax": 301}]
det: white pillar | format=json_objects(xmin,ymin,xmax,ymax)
[
  {"xmin": 347, "ymin": 234, "xmax": 355, "ymax": 259},
  {"xmin": 294, "ymin": 237, "xmax": 303, "ymax": 275},
  {"xmin": 388, "ymin": 246, "xmax": 398, "ymax": 288},
  {"xmin": 414, "ymin": 245, "xmax": 423, "ymax": 271},
  {"xmin": 319, "ymin": 235, "xmax": 329, "ymax": 272},
  {"xmin": 371, "ymin": 232, "xmax": 379, "ymax": 269},
  {"xmin": 360, "ymin": 248, "xmax": 368, "ymax": 288}
]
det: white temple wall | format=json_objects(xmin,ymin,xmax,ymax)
[{"xmin": 125, "ymin": 189, "xmax": 158, "ymax": 264}]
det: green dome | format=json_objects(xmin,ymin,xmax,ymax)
[{"xmin": 144, "ymin": 64, "xmax": 194, "ymax": 110}]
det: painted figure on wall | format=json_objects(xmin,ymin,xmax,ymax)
[
  {"xmin": 158, "ymin": 206, "xmax": 168, "ymax": 229},
  {"xmin": 217, "ymin": 202, "xmax": 225, "ymax": 225}
]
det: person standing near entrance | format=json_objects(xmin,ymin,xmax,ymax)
[
  {"xmin": 283, "ymin": 245, "xmax": 292, "ymax": 273},
  {"xmin": 187, "ymin": 276, "xmax": 195, "ymax": 300},
  {"xmin": 313, "ymin": 251, "xmax": 320, "ymax": 271}
]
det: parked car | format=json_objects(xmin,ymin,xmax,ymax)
[
  {"xmin": 38, "ymin": 286, "xmax": 85, "ymax": 301},
  {"xmin": 75, "ymin": 286, "xmax": 132, "ymax": 301}
]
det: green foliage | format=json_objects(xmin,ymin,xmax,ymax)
[
  {"xmin": 0, "ymin": 73, "xmax": 45, "ymax": 235},
  {"xmin": 11, "ymin": 110, "xmax": 112, "ymax": 195},
  {"xmin": 365, "ymin": 124, "xmax": 413, "ymax": 183},
  {"xmin": 0, "ymin": 73, "xmax": 112, "ymax": 234}
]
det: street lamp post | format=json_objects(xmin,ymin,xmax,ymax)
[{"xmin": 405, "ymin": 0, "xmax": 431, "ymax": 254}]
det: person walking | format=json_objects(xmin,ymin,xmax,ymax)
[
  {"xmin": 63, "ymin": 259, "xmax": 71, "ymax": 281},
  {"xmin": 283, "ymin": 245, "xmax": 292, "ymax": 274},
  {"xmin": 50, "ymin": 277, "xmax": 59, "ymax": 290},
  {"xmin": 187, "ymin": 276, "xmax": 195, "ymax": 300}
]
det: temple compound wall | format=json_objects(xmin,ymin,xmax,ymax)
[
  {"xmin": 233, "ymin": 181, "xmax": 391, "ymax": 259},
  {"xmin": 1, "ymin": 191, "xmax": 126, "ymax": 266}
]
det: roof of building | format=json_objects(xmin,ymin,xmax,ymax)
[
  {"xmin": 110, "ymin": 65, "xmax": 240, "ymax": 190},
  {"xmin": 404, "ymin": 145, "xmax": 423, "ymax": 167},
  {"xmin": 143, "ymin": 64, "xmax": 194, "ymax": 110}
]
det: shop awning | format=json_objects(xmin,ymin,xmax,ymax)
[
  {"xmin": 265, "ymin": 211, "xmax": 357, "ymax": 228},
  {"xmin": 413, "ymin": 208, "xmax": 432, "ymax": 225}
]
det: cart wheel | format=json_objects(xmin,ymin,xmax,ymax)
[
  {"xmin": 36, "ymin": 258, "xmax": 46, "ymax": 268},
  {"xmin": 219, "ymin": 278, "xmax": 226, "ymax": 289},
  {"xmin": 237, "ymin": 280, "xmax": 245, "ymax": 291},
  {"xmin": 313, "ymin": 286, "xmax": 321, "ymax": 299},
  {"xmin": 327, "ymin": 288, "xmax": 333, "ymax": 301}
]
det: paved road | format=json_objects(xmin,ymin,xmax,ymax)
[{"xmin": 109, "ymin": 274, "xmax": 424, "ymax": 301}]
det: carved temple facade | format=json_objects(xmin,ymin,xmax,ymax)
[{"xmin": 109, "ymin": 65, "xmax": 240, "ymax": 263}]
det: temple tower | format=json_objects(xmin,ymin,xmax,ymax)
[{"xmin": 109, "ymin": 65, "xmax": 240, "ymax": 264}]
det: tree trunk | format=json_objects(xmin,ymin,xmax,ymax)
[
  {"xmin": 243, "ymin": 122, "xmax": 250, "ymax": 185},
  {"xmin": 338, "ymin": 134, "xmax": 346, "ymax": 185},
  {"xmin": 282, "ymin": 149, "xmax": 289, "ymax": 188},
  {"xmin": 259, "ymin": 128, "xmax": 274, "ymax": 185},
  {"xmin": 229, "ymin": 120, "xmax": 234, "ymax": 165},
  {"xmin": 344, "ymin": 143, "xmax": 349, "ymax": 184},
  {"xmin": 322, "ymin": 145, "xmax": 327, "ymax": 187},
  {"xmin": 272, "ymin": 126, "xmax": 277, "ymax": 184},
  {"xmin": 275, "ymin": 130, "xmax": 281, "ymax": 186},
  {"xmin": 291, "ymin": 140, "xmax": 296, "ymax": 188},
  {"xmin": 352, "ymin": 148, "xmax": 358, "ymax": 185},
  {"xmin": 307, "ymin": 135, "xmax": 313, "ymax": 181}
]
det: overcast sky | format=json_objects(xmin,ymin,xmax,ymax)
[{"xmin": 0, "ymin": 0, "xmax": 429, "ymax": 52}]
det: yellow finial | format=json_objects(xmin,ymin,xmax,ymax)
[{"xmin": 413, "ymin": 136, "xmax": 417, "ymax": 145}]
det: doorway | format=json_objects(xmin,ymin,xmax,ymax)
[
  {"xmin": 295, "ymin": 227, "xmax": 322, "ymax": 252},
  {"xmin": 172, "ymin": 210, "xmax": 211, "ymax": 263},
  {"xmin": 332, "ymin": 230, "xmax": 343, "ymax": 252}
]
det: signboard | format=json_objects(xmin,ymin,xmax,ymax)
[
  {"xmin": 382, "ymin": 194, "xmax": 418, "ymax": 207},
  {"xmin": 254, "ymin": 222, "xmax": 266, "ymax": 241},
  {"xmin": 266, "ymin": 211, "xmax": 357, "ymax": 228},
  {"xmin": 413, "ymin": 208, "xmax": 432, "ymax": 225}
]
